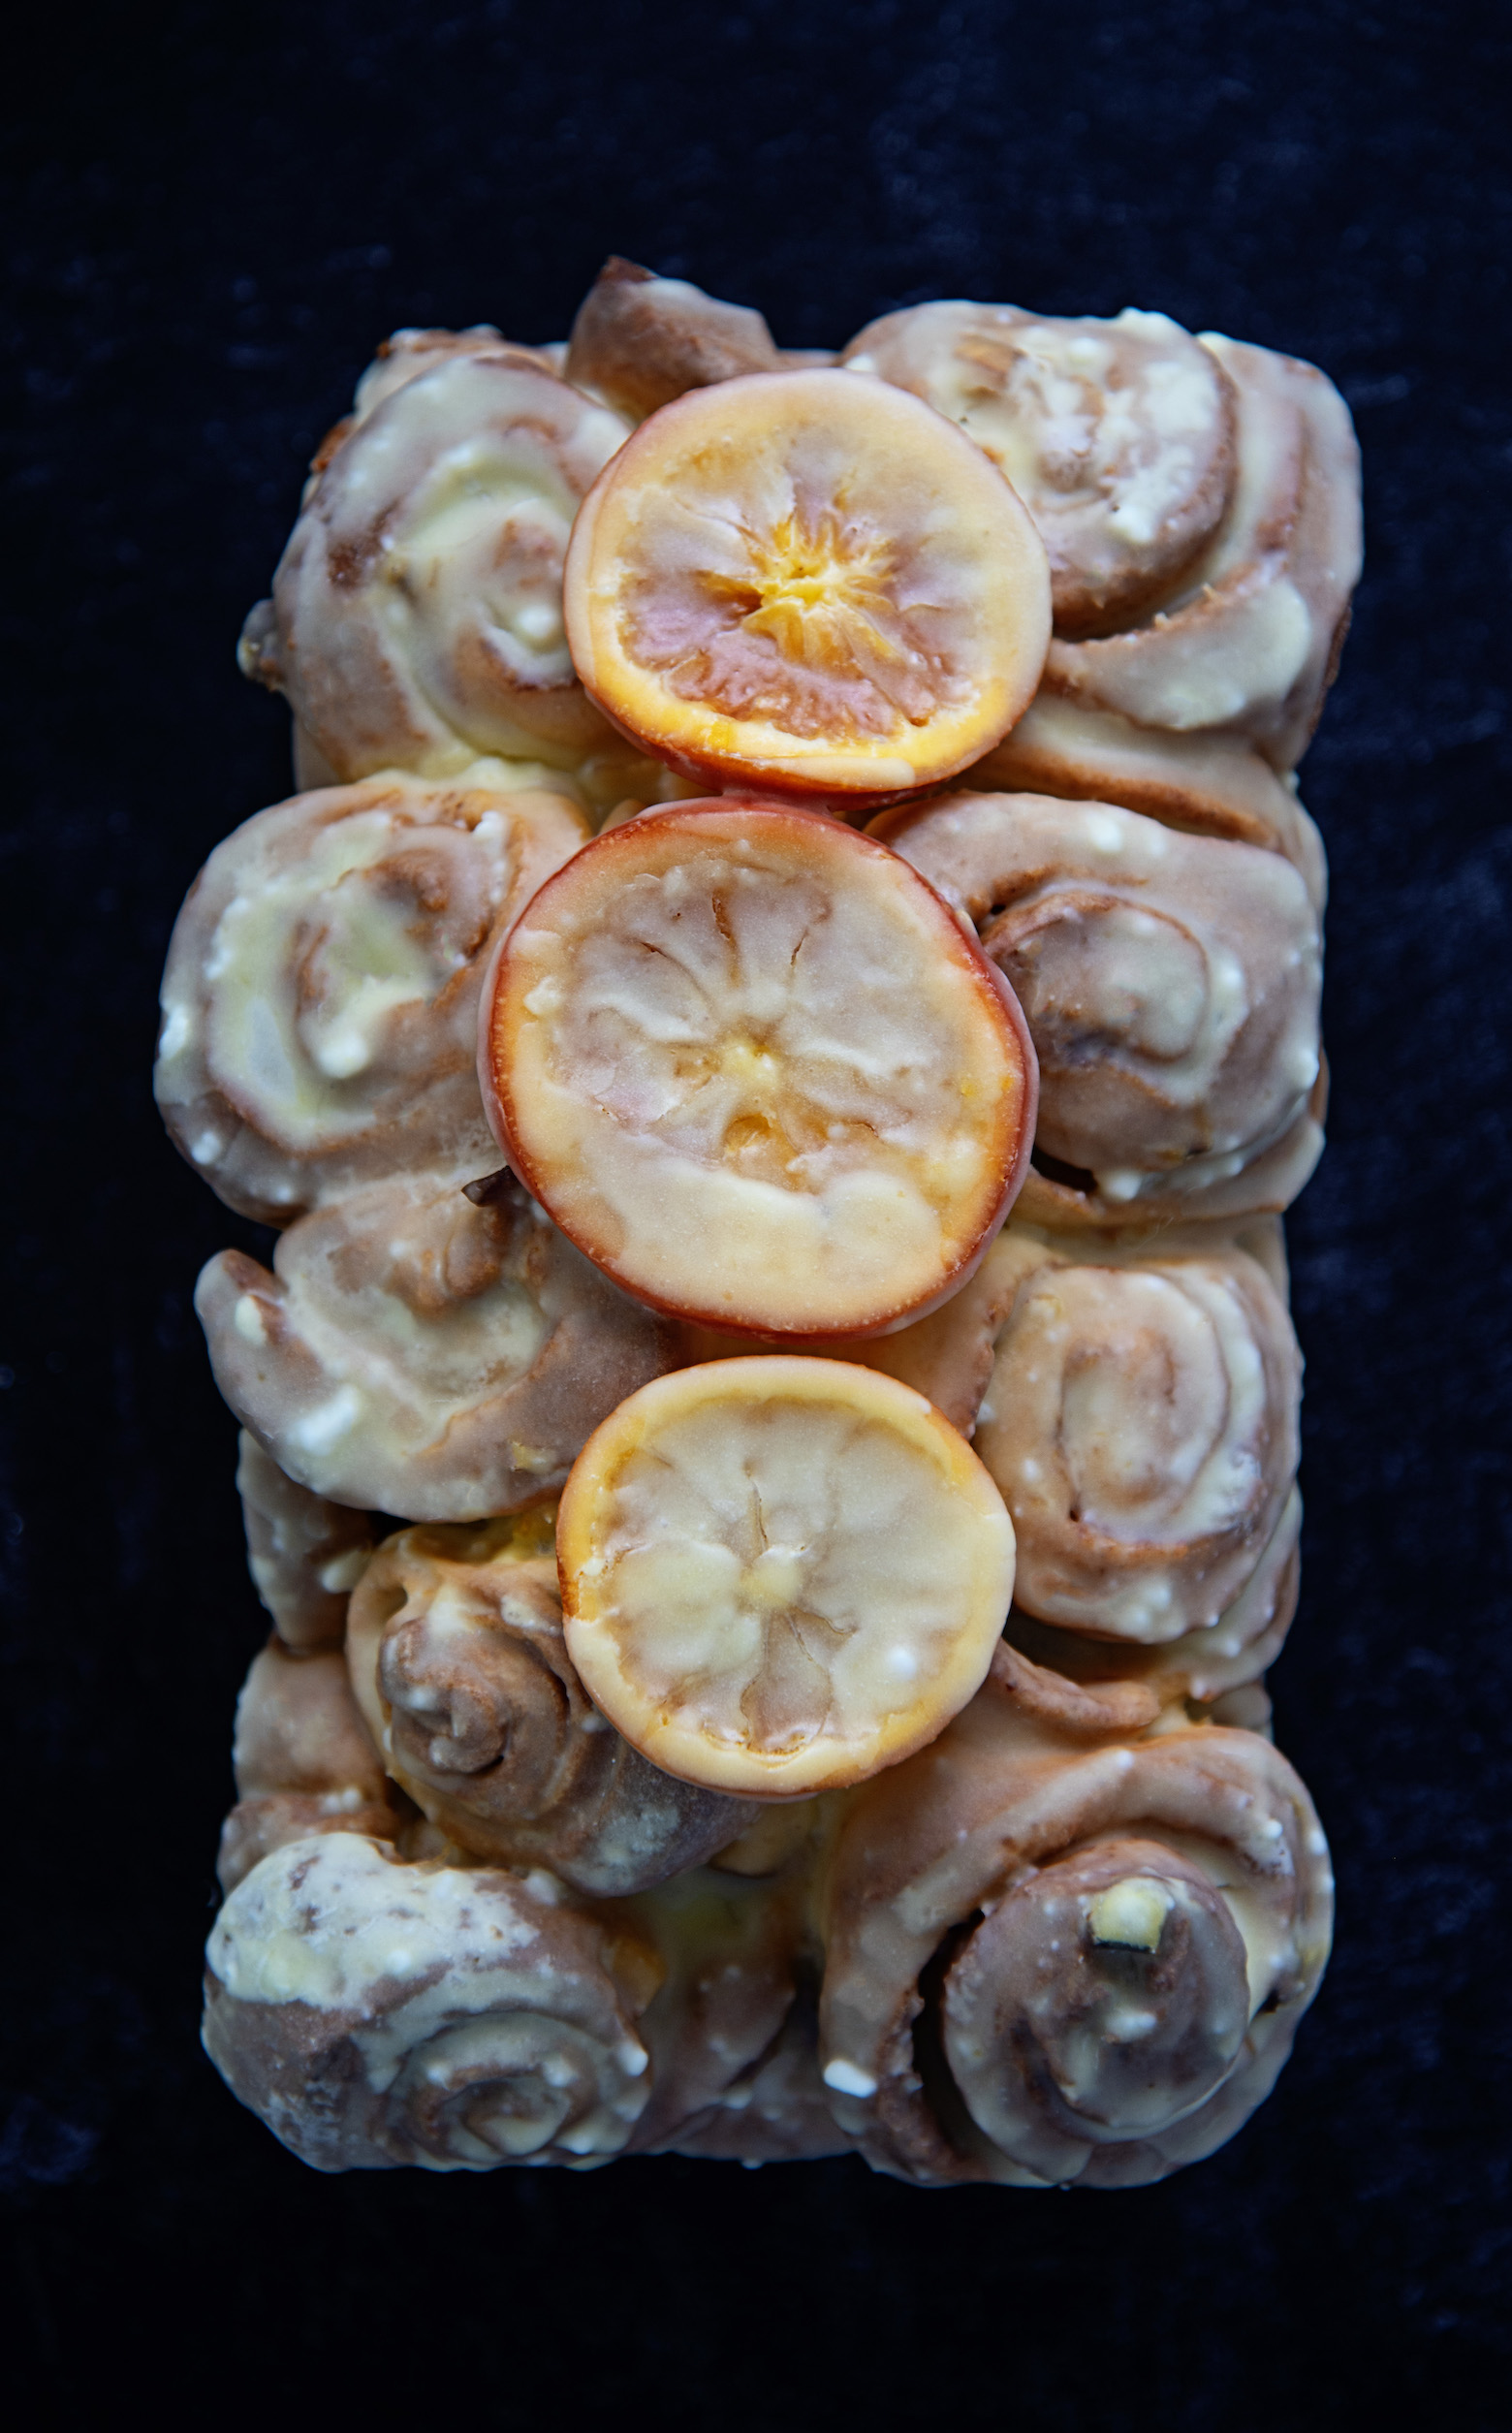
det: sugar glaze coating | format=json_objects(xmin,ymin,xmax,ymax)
[{"xmin": 198, "ymin": 1166, "xmax": 677, "ymax": 1521}]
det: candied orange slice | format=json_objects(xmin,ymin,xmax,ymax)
[
  {"xmin": 481, "ymin": 802, "xmax": 1038, "ymax": 1338},
  {"xmin": 557, "ymin": 1358, "xmax": 1017, "ymax": 1797},
  {"xmin": 561, "ymin": 369, "xmax": 1051, "ymax": 799}
]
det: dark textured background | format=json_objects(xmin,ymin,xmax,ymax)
[{"xmin": 4, "ymin": 0, "xmax": 1509, "ymax": 2418}]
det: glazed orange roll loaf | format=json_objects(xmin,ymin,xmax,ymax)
[{"xmin": 183, "ymin": 263, "xmax": 1360, "ymax": 2190}]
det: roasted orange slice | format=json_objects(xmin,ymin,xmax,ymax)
[
  {"xmin": 561, "ymin": 368, "xmax": 1051, "ymax": 800},
  {"xmin": 557, "ymin": 1358, "xmax": 1017, "ymax": 1797},
  {"xmin": 480, "ymin": 801, "xmax": 1038, "ymax": 1338}
]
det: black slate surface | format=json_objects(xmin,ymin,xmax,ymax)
[{"xmin": 4, "ymin": 0, "xmax": 1509, "ymax": 2418}]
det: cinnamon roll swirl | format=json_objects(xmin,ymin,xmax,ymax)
[
  {"xmin": 818, "ymin": 1646, "xmax": 1333, "ymax": 2187},
  {"xmin": 218, "ymin": 1637, "xmax": 402, "ymax": 1893},
  {"xmin": 236, "ymin": 1432, "xmax": 375, "ymax": 1651},
  {"xmin": 971, "ymin": 1223, "xmax": 1301, "ymax": 1651},
  {"xmin": 842, "ymin": 302, "xmax": 1239, "ymax": 638},
  {"xmin": 239, "ymin": 349, "xmax": 631, "ymax": 779},
  {"xmin": 875, "ymin": 787, "xmax": 1323, "ymax": 1226},
  {"xmin": 625, "ymin": 1847, "xmax": 850, "ymax": 2164},
  {"xmin": 966, "ymin": 696, "xmax": 1327, "ymax": 912},
  {"xmin": 197, "ymin": 1166, "xmax": 677, "ymax": 1521},
  {"xmin": 844, "ymin": 304, "xmax": 1360, "ymax": 770},
  {"xmin": 345, "ymin": 1515, "xmax": 758, "ymax": 1894},
  {"xmin": 1005, "ymin": 1487, "xmax": 1302, "ymax": 1705},
  {"xmin": 1042, "ymin": 335, "xmax": 1361, "ymax": 772},
  {"xmin": 155, "ymin": 773, "xmax": 586, "ymax": 1226},
  {"xmin": 204, "ymin": 1835, "xmax": 655, "ymax": 2170}
]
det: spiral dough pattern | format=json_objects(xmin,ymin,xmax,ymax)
[{"xmin": 204, "ymin": 1834, "xmax": 653, "ymax": 2171}]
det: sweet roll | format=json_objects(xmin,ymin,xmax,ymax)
[
  {"xmin": 197, "ymin": 1166, "xmax": 678, "ymax": 1521},
  {"xmin": 218, "ymin": 1635, "xmax": 404, "ymax": 1893},
  {"xmin": 971, "ymin": 1223, "xmax": 1301, "ymax": 1664},
  {"xmin": 344, "ymin": 1512, "xmax": 759, "ymax": 1893},
  {"xmin": 204, "ymin": 1835, "xmax": 656, "ymax": 2170},
  {"xmin": 874, "ymin": 786, "xmax": 1323, "ymax": 1225},
  {"xmin": 237, "ymin": 349, "xmax": 631, "ymax": 779},
  {"xmin": 817, "ymin": 1644, "xmax": 1333, "ymax": 2186},
  {"xmin": 155, "ymin": 773, "xmax": 586, "ymax": 1225}
]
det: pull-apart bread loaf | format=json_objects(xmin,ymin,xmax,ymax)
[{"xmin": 168, "ymin": 260, "xmax": 1359, "ymax": 2183}]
